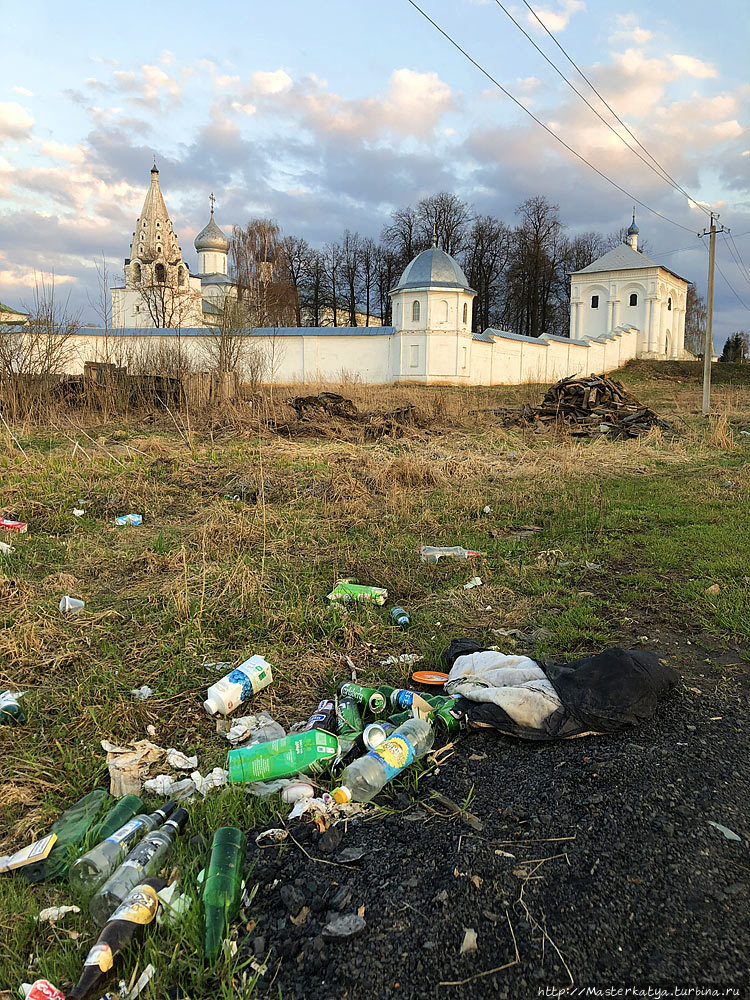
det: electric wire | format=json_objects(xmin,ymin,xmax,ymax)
[
  {"xmin": 725, "ymin": 231, "xmax": 750, "ymax": 286},
  {"xmin": 405, "ymin": 0, "xmax": 697, "ymax": 234},
  {"xmin": 711, "ymin": 246, "xmax": 750, "ymax": 311},
  {"xmin": 520, "ymin": 0, "xmax": 712, "ymax": 218},
  {"xmin": 491, "ymin": 0, "xmax": 706, "ymax": 212}
]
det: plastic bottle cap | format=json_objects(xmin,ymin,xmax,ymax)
[
  {"xmin": 203, "ymin": 697, "xmax": 219, "ymax": 715},
  {"xmin": 332, "ymin": 787, "xmax": 351, "ymax": 805}
]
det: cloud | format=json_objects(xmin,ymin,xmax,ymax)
[
  {"xmin": 251, "ymin": 69, "xmax": 293, "ymax": 95},
  {"xmin": 669, "ymin": 54, "xmax": 717, "ymax": 80},
  {"xmin": 610, "ymin": 14, "xmax": 652, "ymax": 45},
  {"xmin": 527, "ymin": 0, "xmax": 585, "ymax": 33},
  {"xmin": 11, "ymin": 86, "xmax": 35, "ymax": 97},
  {"xmin": 0, "ymin": 102, "xmax": 34, "ymax": 142},
  {"xmin": 39, "ymin": 141, "xmax": 86, "ymax": 163}
]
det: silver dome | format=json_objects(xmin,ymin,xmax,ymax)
[
  {"xmin": 392, "ymin": 247, "xmax": 473, "ymax": 292},
  {"xmin": 194, "ymin": 214, "xmax": 230, "ymax": 252}
]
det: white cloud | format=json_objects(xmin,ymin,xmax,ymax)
[
  {"xmin": 669, "ymin": 54, "xmax": 717, "ymax": 79},
  {"xmin": 610, "ymin": 14, "xmax": 652, "ymax": 44},
  {"xmin": 159, "ymin": 50, "xmax": 175, "ymax": 66},
  {"xmin": 39, "ymin": 141, "xmax": 86, "ymax": 163},
  {"xmin": 11, "ymin": 86, "xmax": 35, "ymax": 97},
  {"xmin": 0, "ymin": 102, "xmax": 34, "ymax": 142},
  {"xmin": 528, "ymin": 0, "xmax": 585, "ymax": 33},
  {"xmin": 251, "ymin": 69, "xmax": 293, "ymax": 95}
]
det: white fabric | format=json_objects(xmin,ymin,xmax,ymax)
[{"xmin": 445, "ymin": 650, "xmax": 562, "ymax": 732}]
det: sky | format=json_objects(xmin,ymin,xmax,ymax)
[{"xmin": 1, "ymin": 0, "xmax": 749, "ymax": 345}]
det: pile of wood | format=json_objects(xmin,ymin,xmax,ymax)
[
  {"xmin": 287, "ymin": 392, "xmax": 358, "ymax": 419},
  {"xmin": 495, "ymin": 374, "xmax": 670, "ymax": 437}
]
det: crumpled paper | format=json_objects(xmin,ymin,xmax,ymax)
[
  {"xmin": 37, "ymin": 905, "xmax": 81, "ymax": 924},
  {"xmin": 131, "ymin": 685, "xmax": 155, "ymax": 701},
  {"xmin": 166, "ymin": 748, "xmax": 198, "ymax": 770},
  {"xmin": 288, "ymin": 793, "xmax": 368, "ymax": 825},
  {"xmin": 143, "ymin": 767, "xmax": 228, "ymax": 802},
  {"xmin": 224, "ymin": 711, "xmax": 285, "ymax": 747},
  {"xmin": 156, "ymin": 883, "xmax": 191, "ymax": 926},
  {"xmin": 101, "ymin": 739, "xmax": 165, "ymax": 797}
]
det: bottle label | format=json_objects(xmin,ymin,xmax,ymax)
[
  {"xmin": 85, "ymin": 942, "xmax": 114, "ymax": 971},
  {"xmin": 123, "ymin": 835, "xmax": 163, "ymax": 869},
  {"xmin": 392, "ymin": 690, "xmax": 414, "ymax": 710},
  {"xmin": 368, "ymin": 734, "xmax": 416, "ymax": 781},
  {"xmin": 104, "ymin": 817, "xmax": 145, "ymax": 846},
  {"xmin": 109, "ymin": 882, "xmax": 159, "ymax": 925}
]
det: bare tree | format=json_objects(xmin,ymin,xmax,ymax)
[
  {"xmin": 416, "ymin": 192, "xmax": 473, "ymax": 255},
  {"xmin": 340, "ymin": 230, "xmax": 362, "ymax": 326},
  {"xmin": 300, "ymin": 250, "xmax": 326, "ymax": 327},
  {"xmin": 322, "ymin": 242, "xmax": 342, "ymax": 327},
  {"xmin": 503, "ymin": 197, "xmax": 564, "ymax": 338},
  {"xmin": 87, "ymin": 252, "xmax": 113, "ymax": 361},
  {"xmin": 360, "ymin": 237, "xmax": 377, "ymax": 326},
  {"xmin": 201, "ymin": 296, "xmax": 252, "ymax": 373},
  {"xmin": 279, "ymin": 235, "xmax": 313, "ymax": 327},
  {"xmin": 462, "ymin": 215, "xmax": 510, "ymax": 331},
  {"xmin": 3, "ymin": 274, "xmax": 81, "ymax": 377},
  {"xmin": 375, "ymin": 245, "xmax": 399, "ymax": 326},
  {"xmin": 382, "ymin": 205, "xmax": 422, "ymax": 270},
  {"xmin": 231, "ymin": 219, "xmax": 297, "ymax": 327},
  {"xmin": 684, "ymin": 282, "xmax": 707, "ymax": 356}
]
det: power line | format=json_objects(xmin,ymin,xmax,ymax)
[
  {"xmin": 725, "ymin": 231, "xmax": 750, "ymax": 286},
  {"xmin": 710, "ymin": 242, "xmax": 750, "ymax": 311},
  {"xmin": 492, "ymin": 0, "xmax": 707, "ymax": 213},
  {"xmin": 405, "ymin": 0, "xmax": 697, "ymax": 234},
  {"xmin": 520, "ymin": 0, "xmax": 712, "ymax": 218}
]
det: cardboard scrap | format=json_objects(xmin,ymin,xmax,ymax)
[
  {"xmin": 101, "ymin": 739, "xmax": 165, "ymax": 797},
  {"xmin": 0, "ymin": 833, "xmax": 57, "ymax": 873}
]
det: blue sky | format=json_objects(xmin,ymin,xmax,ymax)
[{"xmin": 2, "ymin": 0, "xmax": 749, "ymax": 344}]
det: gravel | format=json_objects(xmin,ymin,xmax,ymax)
[{"xmin": 240, "ymin": 683, "xmax": 748, "ymax": 999}]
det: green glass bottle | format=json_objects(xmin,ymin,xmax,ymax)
[
  {"xmin": 21, "ymin": 788, "xmax": 111, "ymax": 883},
  {"xmin": 85, "ymin": 795, "xmax": 144, "ymax": 848},
  {"xmin": 203, "ymin": 827, "xmax": 246, "ymax": 963}
]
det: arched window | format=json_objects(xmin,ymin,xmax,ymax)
[
  {"xmin": 629, "ymin": 293, "xmax": 638, "ymax": 306},
  {"xmin": 591, "ymin": 295, "xmax": 599, "ymax": 309},
  {"xmin": 462, "ymin": 302, "xmax": 468, "ymax": 323},
  {"xmin": 439, "ymin": 300, "xmax": 448, "ymax": 323},
  {"xmin": 132, "ymin": 262, "xmax": 141, "ymax": 284},
  {"xmin": 177, "ymin": 268, "xmax": 185, "ymax": 287},
  {"xmin": 412, "ymin": 300, "xmax": 420, "ymax": 322},
  {"xmin": 155, "ymin": 263, "xmax": 166, "ymax": 283},
  {"xmin": 667, "ymin": 297, "xmax": 672, "ymax": 311}
]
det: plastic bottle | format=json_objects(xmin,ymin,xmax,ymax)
[
  {"xmin": 302, "ymin": 699, "xmax": 337, "ymax": 733},
  {"xmin": 70, "ymin": 801, "xmax": 176, "ymax": 894},
  {"xmin": 227, "ymin": 729, "xmax": 339, "ymax": 784},
  {"xmin": 0, "ymin": 690, "xmax": 26, "ymax": 725},
  {"xmin": 203, "ymin": 655, "xmax": 273, "ymax": 716},
  {"xmin": 21, "ymin": 788, "xmax": 110, "ymax": 884},
  {"xmin": 332, "ymin": 718, "xmax": 434, "ymax": 804},
  {"xmin": 390, "ymin": 606, "xmax": 410, "ymax": 629},
  {"xmin": 68, "ymin": 877, "xmax": 165, "ymax": 999},
  {"xmin": 85, "ymin": 794, "xmax": 144, "ymax": 848},
  {"xmin": 89, "ymin": 808, "xmax": 188, "ymax": 926},
  {"xmin": 333, "ymin": 722, "xmax": 395, "ymax": 773},
  {"xmin": 203, "ymin": 826, "xmax": 246, "ymax": 963},
  {"xmin": 420, "ymin": 545, "xmax": 482, "ymax": 563}
]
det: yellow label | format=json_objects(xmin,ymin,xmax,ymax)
[
  {"xmin": 85, "ymin": 942, "xmax": 113, "ymax": 972},
  {"xmin": 109, "ymin": 883, "xmax": 159, "ymax": 925}
]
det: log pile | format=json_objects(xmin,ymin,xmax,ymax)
[{"xmin": 494, "ymin": 374, "xmax": 670, "ymax": 437}]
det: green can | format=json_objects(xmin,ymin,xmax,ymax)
[
  {"xmin": 337, "ymin": 682, "xmax": 386, "ymax": 717},
  {"xmin": 432, "ymin": 704, "xmax": 467, "ymax": 736},
  {"xmin": 336, "ymin": 696, "xmax": 364, "ymax": 738}
]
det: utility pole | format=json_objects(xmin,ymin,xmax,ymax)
[{"xmin": 699, "ymin": 212, "xmax": 725, "ymax": 414}]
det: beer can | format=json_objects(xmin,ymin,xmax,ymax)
[
  {"xmin": 336, "ymin": 696, "xmax": 363, "ymax": 738},
  {"xmin": 337, "ymin": 682, "xmax": 386, "ymax": 716},
  {"xmin": 433, "ymin": 705, "xmax": 467, "ymax": 736},
  {"xmin": 362, "ymin": 722, "xmax": 394, "ymax": 751}
]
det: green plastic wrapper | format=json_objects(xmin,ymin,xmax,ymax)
[
  {"xmin": 326, "ymin": 580, "xmax": 388, "ymax": 606},
  {"xmin": 20, "ymin": 788, "xmax": 111, "ymax": 883}
]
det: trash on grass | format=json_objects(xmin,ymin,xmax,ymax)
[
  {"xmin": 0, "ymin": 689, "xmax": 26, "ymax": 725},
  {"xmin": 72, "ymin": 508, "xmax": 85, "ymax": 518},
  {"xmin": 0, "ymin": 517, "xmax": 27, "ymax": 533},
  {"xmin": 0, "ymin": 540, "xmax": 14, "ymax": 555},
  {"xmin": 411, "ymin": 671, "xmax": 449, "ymax": 686},
  {"xmin": 224, "ymin": 711, "xmax": 285, "ymax": 747},
  {"xmin": 0, "ymin": 833, "xmax": 57, "ymax": 873},
  {"xmin": 156, "ymin": 883, "xmax": 191, "ymax": 927},
  {"xmin": 102, "ymin": 739, "xmax": 165, "ymax": 797},
  {"xmin": 37, "ymin": 905, "xmax": 81, "ymax": 924},
  {"xmin": 20, "ymin": 981, "xmax": 66, "ymax": 1000},
  {"xmin": 255, "ymin": 828, "xmax": 288, "ymax": 847},
  {"xmin": 127, "ymin": 964, "xmax": 156, "ymax": 999},
  {"xmin": 59, "ymin": 595, "xmax": 85, "ymax": 615},
  {"xmin": 327, "ymin": 579, "xmax": 388, "ymax": 605},
  {"xmin": 707, "ymin": 821, "xmax": 742, "ymax": 842},
  {"xmin": 192, "ymin": 768, "xmax": 228, "ymax": 796},
  {"xmin": 379, "ymin": 653, "xmax": 423, "ymax": 668},
  {"xmin": 203, "ymin": 654, "xmax": 273, "ymax": 716},
  {"xmin": 333, "ymin": 718, "xmax": 434, "ymax": 804},
  {"xmin": 143, "ymin": 775, "xmax": 197, "ymax": 801},
  {"xmin": 705, "ymin": 583, "xmax": 721, "ymax": 596},
  {"xmin": 463, "ymin": 576, "xmax": 483, "ymax": 590},
  {"xmin": 228, "ymin": 730, "xmax": 339, "ymax": 784},
  {"xmin": 390, "ymin": 606, "xmax": 410, "ymax": 629},
  {"xmin": 203, "ymin": 826, "xmax": 246, "ymax": 963},
  {"xmin": 131, "ymin": 685, "xmax": 155, "ymax": 701},
  {"xmin": 165, "ymin": 749, "xmax": 198, "ymax": 771},
  {"xmin": 420, "ymin": 545, "xmax": 483, "ymax": 563},
  {"xmin": 113, "ymin": 514, "xmax": 142, "ymax": 526},
  {"xmin": 281, "ymin": 781, "xmax": 315, "ymax": 804}
]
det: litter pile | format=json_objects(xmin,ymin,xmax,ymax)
[
  {"xmin": 2, "ymin": 560, "xmax": 681, "ymax": 997},
  {"xmin": 274, "ymin": 393, "xmax": 423, "ymax": 441},
  {"xmin": 490, "ymin": 374, "xmax": 670, "ymax": 437}
]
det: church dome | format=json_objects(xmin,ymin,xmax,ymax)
[
  {"xmin": 627, "ymin": 213, "xmax": 639, "ymax": 236},
  {"xmin": 392, "ymin": 246, "xmax": 472, "ymax": 292},
  {"xmin": 194, "ymin": 214, "xmax": 230, "ymax": 253}
]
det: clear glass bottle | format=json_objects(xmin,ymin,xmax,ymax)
[
  {"xmin": 332, "ymin": 718, "xmax": 434, "ymax": 803},
  {"xmin": 70, "ymin": 801, "xmax": 176, "ymax": 894},
  {"xmin": 89, "ymin": 808, "xmax": 187, "ymax": 926}
]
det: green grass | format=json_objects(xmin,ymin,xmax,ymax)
[{"xmin": 0, "ymin": 364, "xmax": 748, "ymax": 993}]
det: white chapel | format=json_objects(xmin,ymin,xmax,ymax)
[{"xmin": 569, "ymin": 215, "xmax": 688, "ymax": 358}]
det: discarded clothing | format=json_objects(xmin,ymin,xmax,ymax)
[{"xmin": 443, "ymin": 639, "xmax": 677, "ymax": 740}]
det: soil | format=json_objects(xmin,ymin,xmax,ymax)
[{"xmin": 238, "ymin": 638, "xmax": 749, "ymax": 999}]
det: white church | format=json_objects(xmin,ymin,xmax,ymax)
[{"xmin": 68, "ymin": 167, "xmax": 691, "ymax": 384}]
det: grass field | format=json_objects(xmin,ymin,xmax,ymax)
[{"xmin": 0, "ymin": 360, "xmax": 748, "ymax": 996}]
